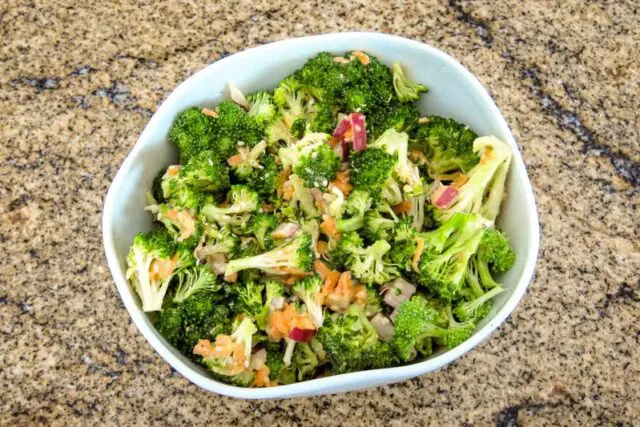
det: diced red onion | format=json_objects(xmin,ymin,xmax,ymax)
[
  {"xmin": 350, "ymin": 113, "xmax": 367, "ymax": 151},
  {"xmin": 333, "ymin": 118, "xmax": 351, "ymax": 139},
  {"xmin": 341, "ymin": 141, "xmax": 351, "ymax": 160},
  {"xmin": 271, "ymin": 222, "xmax": 299, "ymax": 239},
  {"xmin": 432, "ymin": 186, "xmax": 459, "ymax": 208},
  {"xmin": 382, "ymin": 277, "xmax": 417, "ymax": 308},
  {"xmin": 370, "ymin": 313, "xmax": 395, "ymax": 343},
  {"xmin": 288, "ymin": 327, "xmax": 316, "ymax": 342}
]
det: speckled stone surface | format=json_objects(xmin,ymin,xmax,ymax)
[{"xmin": 1, "ymin": 1, "xmax": 638, "ymax": 425}]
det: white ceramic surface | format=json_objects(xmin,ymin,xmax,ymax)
[{"xmin": 102, "ymin": 32, "xmax": 540, "ymax": 399}]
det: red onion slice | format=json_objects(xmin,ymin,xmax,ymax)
[
  {"xmin": 350, "ymin": 113, "xmax": 367, "ymax": 151},
  {"xmin": 333, "ymin": 118, "xmax": 351, "ymax": 139},
  {"xmin": 271, "ymin": 222, "xmax": 299, "ymax": 239},
  {"xmin": 288, "ymin": 327, "xmax": 316, "ymax": 342},
  {"xmin": 432, "ymin": 186, "xmax": 459, "ymax": 208}
]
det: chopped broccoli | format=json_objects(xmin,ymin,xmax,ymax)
[
  {"xmin": 453, "ymin": 285, "xmax": 505, "ymax": 322},
  {"xmin": 292, "ymin": 274, "xmax": 324, "ymax": 328},
  {"xmin": 291, "ymin": 342, "xmax": 320, "ymax": 381},
  {"xmin": 287, "ymin": 174, "xmax": 320, "ymax": 218},
  {"xmin": 415, "ymin": 213, "xmax": 484, "ymax": 300},
  {"xmin": 293, "ymin": 143, "xmax": 341, "ymax": 189},
  {"xmin": 168, "ymin": 107, "xmax": 217, "ymax": 164},
  {"xmin": 362, "ymin": 210, "xmax": 396, "ymax": 242},
  {"xmin": 329, "ymin": 231, "xmax": 364, "ymax": 270},
  {"xmin": 412, "ymin": 116, "xmax": 479, "ymax": 177},
  {"xmin": 336, "ymin": 190, "xmax": 373, "ymax": 232},
  {"xmin": 250, "ymin": 213, "xmax": 278, "ymax": 250},
  {"xmin": 290, "ymin": 117, "xmax": 307, "ymax": 139},
  {"xmin": 180, "ymin": 150, "xmax": 231, "ymax": 193},
  {"xmin": 392, "ymin": 62, "xmax": 428, "ymax": 102},
  {"xmin": 173, "ymin": 264, "xmax": 220, "ymax": 303},
  {"xmin": 367, "ymin": 101, "xmax": 420, "ymax": 140},
  {"xmin": 247, "ymin": 91, "xmax": 277, "ymax": 124},
  {"xmin": 154, "ymin": 306, "xmax": 183, "ymax": 346},
  {"xmin": 348, "ymin": 147, "xmax": 396, "ymax": 200},
  {"xmin": 429, "ymin": 136, "xmax": 512, "ymax": 224},
  {"xmin": 317, "ymin": 304, "xmax": 387, "ymax": 374},
  {"xmin": 370, "ymin": 129, "xmax": 423, "ymax": 196},
  {"xmin": 393, "ymin": 215, "xmax": 417, "ymax": 242},
  {"xmin": 126, "ymin": 230, "xmax": 192, "ymax": 312},
  {"xmin": 348, "ymin": 239, "xmax": 399, "ymax": 286},
  {"xmin": 201, "ymin": 185, "xmax": 259, "ymax": 226},
  {"xmin": 256, "ymin": 280, "xmax": 285, "ymax": 330},
  {"xmin": 224, "ymin": 232, "xmax": 314, "ymax": 279},
  {"xmin": 149, "ymin": 204, "xmax": 202, "ymax": 248},
  {"xmin": 228, "ymin": 140, "xmax": 268, "ymax": 181},
  {"xmin": 234, "ymin": 280, "xmax": 265, "ymax": 318}
]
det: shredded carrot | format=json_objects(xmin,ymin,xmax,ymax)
[
  {"xmin": 253, "ymin": 366, "xmax": 271, "ymax": 387},
  {"xmin": 227, "ymin": 154, "xmax": 243, "ymax": 167},
  {"xmin": 262, "ymin": 204, "xmax": 274, "ymax": 212},
  {"xmin": 327, "ymin": 136, "xmax": 340, "ymax": 147},
  {"xmin": 319, "ymin": 270, "xmax": 341, "ymax": 304},
  {"xmin": 282, "ymin": 181, "xmax": 294, "ymax": 200},
  {"xmin": 336, "ymin": 271, "xmax": 352, "ymax": 294},
  {"xmin": 201, "ymin": 108, "xmax": 218, "ymax": 118},
  {"xmin": 276, "ymin": 169, "xmax": 292, "ymax": 197},
  {"xmin": 320, "ymin": 216, "xmax": 342, "ymax": 240},
  {"xmin": 392, "ymin": 200, "xmax": 413, "ymax": 214},
  {"xmin": 314, "ymin": 260, "xmax": 332, "ymax": 280},
  {"xmin": 166, "ymin": 165, "xmax": 181, "ymax": 177},
  {"xmin": 225, "ymin": 272, "xmax": 238, "ymax": 283},
  {"xmin": 149, "ymin": 254, "xmax": 179, "ymax": 281},
  {"xmin": 283, "ymin": 274, "xmax": 308, "ymax": 285},
  {"xmin": 412, "ymin": 237, "xmax": 424, "ymax": 273},
  {"xmin": 451, "ymin": 173, "xmax": 468, "ymax": 189},
  {"xmin": 352, "ymin": 51, "xmax": 370, "ymax": 65},
  {"xmin": 353, "ymin": 285, "xmax": 367, "ymax": 305},
  {"xmin": 267, "ymin": 303, "xmax": 314, "ymax": 340},
  {"xmin": 316, "ymin": 240, "xmax": 329, "ymax": 256},
  {"xmin": 328, "ymin": 170, "xmax": 352, "ymax": 196}
]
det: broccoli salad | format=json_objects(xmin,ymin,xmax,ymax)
[{"xmin": 126, "ymin": 51, "xmax": 515, "ymax": 387}]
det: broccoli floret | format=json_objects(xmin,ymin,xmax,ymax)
[
  {"xmin": 291, "ymin": 342, "xmax": 320, "ymax": 381},
  {"xmin": 234, "ymin": 280, "xmax": 265, "ymax": 318},
  {"xmin": 290, "ymin": 117, "xmax": 307, "ymax": 139},
  {"xmin": 196, "ymin": 224, "xmax": 240, "ymax": 260},
  {"xmin": 228, "ymin": 140, "xmax": 268, "ymax": 181},
  {"xmin": 429, "ymin": 136, "xmax": 512, "ymax": 224},
  {"xmin": 172, "ymin": 265, "xmax": 220, "ymax": 303},
  {"xmin": 370, "ymin": 129, "xmax": 423, "ymax": 196},
  {"xmin": 286, "ymin": 174, "xmax": 320, "ymax": 218},
  {"xmin": 147, "ymin": 203, "xmax": 202, "ymax": 248},
  {"xmin": 293, "ymin": 144, "xmax": 341, "ymax": 189},
  {"xmin": 250, "ymin": 213, "xmax": 278, "ymax": 250},
  {"xmin": 201, "ymin": 185, "xmax": 259, "ymax": 226},
  {"xmin": 387, "ymin": 240, "xmax": 416, "ymax": 273},
  {"xmin": 126, "ymin": 230, "xmax": 191, "ymax": 312},
  {"xmin": 152, "ymin": 167, "xmax": 167, "ymax": 203},
  {"xmin": 256, "ymin": 280, "xmax": 285, "ymax": 330},
  {"xmin": 224, "ymin": 232, "xmax": 314, "ymax": 279},
  {"xmin": 348, "ymin": 147, "xmax": 396, "ymax": 200},
  {"xmin": 479, "ymin": 227, "xmax": 516, "ymax": 274},
  {"xmin": 415, "ymin": 213, "xmax": 484, "ymax": 300},
  {"xmin": 367, "ymin": 101, "xmax": 420, "ymax": 140},
  {"xmin": 391, "ymin": 295, "xmax": 463, "ymax": 362},
  {"xmin": 328, "ymin": 231, "xmax": 363, "ymax": 270},
  {"xmin": 412, "ymin": 116, "xmax": 479, "ymax": 177},
  {"xmin": 453, "ymin": 285, "xmax": 505, "ymax": 322},
  {"xmin": 247, "ymin": 91, "xmax": 277, "ymax": 124},
  {"xmin": 336, "ymin": 190, "xmax": 373, "ymax": 232},
  {"xmin": 348, "ymin": 240, "xmax": 399, "ymax": 286},
  {"xmin": 265, "ymin": 342, "xmax": 286, "ymax": 381},
  {"xmin": 393, "ymin": 215, "xmax": 417, "ymax": 242},
  {"xmin": 265, "ymin": 118, "xmax": 296, "ymax": 146},
  {"xmin": 154, "ymin": 306, "xmax": 182, "ymax": 346},
  {"xmin": 292, "ymin": 274, "xmax": 324, "ymax": 328},
  {"xmin": 363, "ymin": 286, "xmax": 383, "ymax": 318},
  {"xmin": 180, "ymin": 150, "xmax": 231, "ymax": 193},
  {"xmin": 363, "ymin": 210, "xmax": 396, "ymax": 242},
  {"xmin": 213, "ymin": 101, "xmax": 265, "ymax": 158},
  {"xmin": 279, "ymin": 132, "xmax": 331, "ymax": 171},
  {"xmin": 392, "ymin": 62, "xmax": 428, "ymax": 102},
  {"xmin": 168, "ymin": 107, "xmax": 217, "ymax": 164},
  {"xmin": 195, "ymin": 317, "xmax": 258, "ymax": 378},
  {"xmin": 317, "ymin": 304, "xmax": 387, "ymax": 374}
]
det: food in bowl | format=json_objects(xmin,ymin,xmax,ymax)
[{"xmin": 124, "ymin": 51, "xmax": 515, "ymax": 387}]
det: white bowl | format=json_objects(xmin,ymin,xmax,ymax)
[{"xmin": 102, "ymin": 32, "xmax": 540, "ymax": 399}]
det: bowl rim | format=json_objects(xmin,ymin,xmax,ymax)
[{"xmin": 103, "ymin": 31, "xmax": 540, "ymax": 399}]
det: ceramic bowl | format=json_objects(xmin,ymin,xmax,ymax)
[{"xmin": 103, "ymin": 32, "xmax": 540, "ymax": 399}]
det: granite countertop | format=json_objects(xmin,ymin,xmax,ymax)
[{"xmin": 1, "ymin": 1, "xmax": 638, "ymax": 425}]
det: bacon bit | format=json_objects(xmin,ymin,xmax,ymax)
[
  {"xmin": 328, "ymin": 170, "xmax": 352, "ymax": 196},
  {"xmin": 352, "ymin": 51, "xmax": 370, "ymax": 65},
  {"xmin": 262, "ymin": 204, "xmax": 274, "ymax": 212},
  {"xmin": 412, "ymin": 238, "xmax": 424, "ymax": 274},
  {"xmin": 418, "ymin": 116, "xmax": 429, "ymax": 124},
  {"xmin": 392, "ymin": 200, "xmax": 413, "ymax": 214},
  {"xmin": 321, "ymin": 270, "xmax": 341, "ymax": 299},
  {"xmin": 166, "ymin": 165, "xmax": 181, "ymax": 177},
  {"xmin": 333, "ymin": 56, "xmax": 351, "ymax": 64},
  {"xmin": 314, "ymin": 260, "xmax": 332, "ymax": 280},
  {"xmin": 350, "ymin": 113, "xmax": 367, "ymax": 151},
  {"xmin": 149, "ymin": 254, "xmax": 178, "ymax": 281},
  {"xmin": 316, "ymin": 240, "xmax": 329, "ymax": 256},
  {"xmin": 451, "ymin": 173, "xmax": 468, "ymax": 189},
  {"xmin": 333, "ymin": 117, "xmax": 351, "ymax": 139},
  {"xmin": 201, "ymin": 108, "xmax": 219, "ymax": 118},
  {"xmin": 320, "ymin": 216, "xmax": 342, "ymax": 240},
  {"xmin": 253, "ymin": 366, "xmax": 271, "ymax": 387},
  {"xmin": 325, "ymin": 272, "xmax": 355, "ymax": 312}
]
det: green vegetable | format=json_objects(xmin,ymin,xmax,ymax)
[{"xmin": 392, "ymin": 62, "xmax": 428, "ymax": 102}]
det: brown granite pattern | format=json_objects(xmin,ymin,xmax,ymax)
[{"xmin": 1, "ymin": 1, "xmax": 638, "ymax": 425}]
